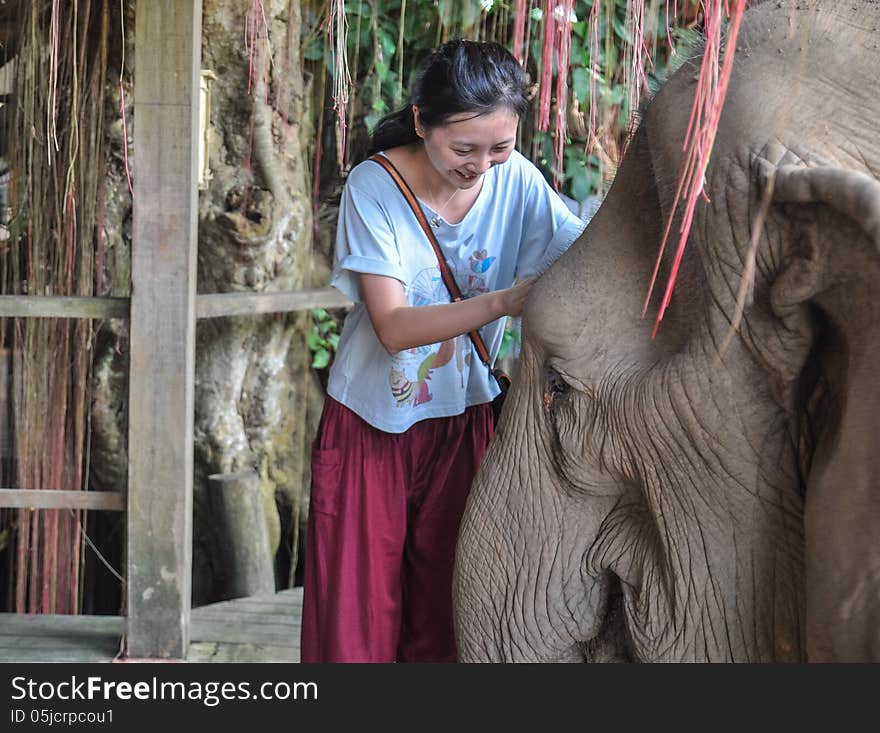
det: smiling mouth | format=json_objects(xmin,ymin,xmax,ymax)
[{"xmin": 456, "ymin": 170, "xmax": 479, "ymax": 182}]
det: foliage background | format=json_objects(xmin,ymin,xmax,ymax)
[
  {"xmin": 302, "ymin": 0, "xmax": 701, "ymax": 203},
  {"xmin": 300, "ymin": 0, "xmax": 701, "ymax": 367}
]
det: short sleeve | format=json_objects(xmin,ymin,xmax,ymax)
[
  {"xmin": 330, "ymin": 180, "xmax": 407, "ymax": 302},
  {"xmin": 514, "ymin": 163, "xmax": 587, "ymax": 279}
]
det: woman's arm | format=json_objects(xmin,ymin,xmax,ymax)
[{"xmin": 361, "ymin": 273, "xmax": 533, "ymax": 355}]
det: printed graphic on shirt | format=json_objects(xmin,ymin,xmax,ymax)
[
  {"xmin": 464, "ymin": 248, "xmax": 496, "ymax": 297},
  {"xmin": 409, "ymin": 266, "xmax": 447, "ymax": 307},
  {"xmin": 389, "ymin": 339, "xmax": 456, "ymax": 407},
  {"xmin": 389, "ymin": 250, "xmax": 498, "ymax": 408}
]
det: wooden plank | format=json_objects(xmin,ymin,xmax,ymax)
[
  {"xmin": 199, "ymin": 588, "xmax": 302, "ymax": 606},
  {"xmin": 192, "ymin": 592, "xmax": 302, "ymax": 615},
  {"xmin": 189, "ymin": 608, "xmax": 298, "ymax": 625},
  {"xmin": 191, "ymin": 598, "xmax": 301, "ymax": 618},
  {"xmin": 0, "ymin": 295, "xmax": 128, "ymax": 319},
  {"xmin": 0, "ymin": 635, "xmax": 121, "ymax": 651},
  {"xmin": 126, "ymin": 0, "xmax": 202, "ymax": 659},
  {"xmin": 191, "ymin": 599, "xmax": 301, "ymax": 615},
  {"xmin": 196, "ymin": 288, "xmax": 352, "ymax": 319},
  {"xmin": 187, "ymin": 641, "xmax": 298, "ymax": 663},
  {"xmin": 0, "ymin": 613, "xmax": 124, "ymax": 636},
  {"xmin": 0, "ymin": 489, "xmax": 124, "ymax": 511},
  {"xmin": 0, "ymin": 648, "xmax": 117, "ymax": 663},
  {"xmin": 189, "ymin": 618, "xmax": 298, "ymax": 647}
]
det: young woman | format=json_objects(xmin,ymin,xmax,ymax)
[{"xmin": 300, "ymin": 40, "xmax": 586, "ymax": 662}]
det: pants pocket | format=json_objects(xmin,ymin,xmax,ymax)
[{"xmin": 309, "ymin": 444, "xmax": 343, "ymax": 516}]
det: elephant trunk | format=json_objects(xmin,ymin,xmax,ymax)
[{"xmin": 454, "ymin": 409, "xmax": 609, "ymax": 662}]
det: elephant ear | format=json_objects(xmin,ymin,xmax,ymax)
[{"xmin": 766, "ymin": 162, "xmax": 880, "ymax": 661}]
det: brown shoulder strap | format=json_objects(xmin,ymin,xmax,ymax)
[{"xmin": 368, "ymin": 153, "xmax": 492, "ymax": 366}]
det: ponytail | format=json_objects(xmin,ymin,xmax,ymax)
[{"xmin": 367, "ymin": 106, "xmax": 418, "ymax": 157}]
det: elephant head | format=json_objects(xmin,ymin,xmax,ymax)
[{"xmin": 454, "ymin": 1, "xmax": 880, "ymax": 662}]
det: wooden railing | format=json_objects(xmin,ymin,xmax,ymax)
[{"xmin": 0, "ymin": 285, "xmax": 352, "ymax": 513}]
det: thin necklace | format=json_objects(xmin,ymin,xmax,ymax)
[{"xmin": 423, "ymin": 178, "xmax": 459, "ymax": 228}]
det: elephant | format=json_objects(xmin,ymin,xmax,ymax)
[{"xmin": 453, "ymin": 0, "xmax": 880, "ymax": 662}]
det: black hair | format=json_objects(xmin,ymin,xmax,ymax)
[{"xmin": 367, "ymin": 40, "xmax": 528, "ymax": 156}]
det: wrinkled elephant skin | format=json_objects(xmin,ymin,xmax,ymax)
[{"xmin": 454, "ymin": 1, "xmax": 880, "ymax": 662}]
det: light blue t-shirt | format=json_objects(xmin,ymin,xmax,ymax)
[{"xmin": 327, "ymin": 149, "xmax": 586, "ymax": 433}]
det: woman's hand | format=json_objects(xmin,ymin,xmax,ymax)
[
  {"xmin": 360, "ymin": 273, "xmax": 537, "ymax": 355},
  {"xmin": 494, "ymin": 277, "xmax": 536, "ymax": 318}
]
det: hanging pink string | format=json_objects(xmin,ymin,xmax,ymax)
[
  {"xmin": 120, "ymin": 82, "xmax": 133, "ymax": 196},
  {"xmin": 118, "ymin": 2, "xmax": 133, "ymax": 196},
  {"xmin": 587, "ymin": 0, "xmax": 601, "ymax": 154},
  {"xmin": 245, "ymin": 0, "xmax": 272, "ymax": 99},
  {"xmin": 512, "ymin": 0, "xmax": 528, "ymax": 64},
  {"xmin": 327, "ymin": 0, "xmax": 351, "ymax": 171},
  {"xmin": 553, "ymin": 0, "xmax": 574, "ymax": 189},
  {"xmin": 537, "ymin": 0, "xmax": 555, "ymax": 132},
  {"xmin": 626, "ymin": 0, "xmax": 650, "ymax": 121},
  {"xmin": 643, "ymin": 0, "xmax": 748, "ymax": 336},
  {"xmin": 48, "ymin": 0, "xmax": 62, "ymax": 162}
]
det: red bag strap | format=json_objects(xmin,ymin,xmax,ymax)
[{"xmin": 368, "ymin": 153, "xmax": 492, "ymax": 367}]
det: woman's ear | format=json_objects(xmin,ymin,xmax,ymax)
[{"xmin": 412, "ymin": 106, "xmax": 424, "ymax": 138}]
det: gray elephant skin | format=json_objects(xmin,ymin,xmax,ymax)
[{"xmin": 454, "ymin": 1, "xmax": 880, "ymax": 662}]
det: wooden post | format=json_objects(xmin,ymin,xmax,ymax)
[
  {"xmin": 126, "ymin": 0, "xmax": 202, "ymax": 658},
  {"xmin": 209, "ymin": 470, "xmax": 276, "ymax": 599}
]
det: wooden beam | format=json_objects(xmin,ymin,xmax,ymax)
[
  {"xmin": 0, "ymin": 489, "xmax": 124, "ymax": 511},
  {"xmin": 127, "ymin": 0, "xmax": 201, "ymax": 659},
  {"xmin": 195, "ymin": 287, "xmax": 352, "ymax": 319},
  {"xmin": 0, "ymin": 613, "xmax": 125, "ymax": 636},
  {"xmin": 0, "ymin": 295, "xmax": 129, "ymax": 319}
]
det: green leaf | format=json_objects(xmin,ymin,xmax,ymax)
[
  {"xmin": 572, "ymin": 67, "xmax": 590, "ymax": 103},
  {"xmin": 378, "ymin": 29, "xmax": 397, "ymax": 59},
  {"xmin": 572, "ymin": 168, "xmax": 592, "ymax": 202},
  {"xmin": 307, "ymin": 331, "xmax": 324, "ymax": 351},
  {"xmin": 327, "ymin": 333, "xmax": 341, "ymax": 350},
  {"xmin": 312, "ymin": 349, "xmax": 331, "ymax": 370},
  {"xmin": 303, "ymin": 40, "xmax": 324, "ymax": 61}
]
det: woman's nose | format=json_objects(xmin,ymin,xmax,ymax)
[{"xmin": 471, "ymin": 155, "xmax": 493, "ymax": 174}]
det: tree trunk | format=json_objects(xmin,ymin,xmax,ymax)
[
  {"xmin": 192, "ymin": 0, "xmax": 318, "ymax": 605},
  {"xmin": 89, "ymin": 0, "xmax": 322, "ymax": 608}
]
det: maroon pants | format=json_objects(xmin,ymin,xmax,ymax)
[{"xmin": 299, "ymin": 397, "xmax": 494, "ymax": 663}]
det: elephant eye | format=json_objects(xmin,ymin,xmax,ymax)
[{"xmin": 542, "ymin": 366, "xmax": 569, "ymax": 409}]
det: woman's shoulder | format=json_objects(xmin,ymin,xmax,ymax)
[
  {"xmin": 490, "ymin": 149, "xmax": 549, "ymax": 202},
  {"xmin": 497, "ymin": 149, "xmax": 545, "ymax": 187},
  {"xmin": 347, "ymin": 145, "xmax": 417, "ymax": 189},
  {"xmin": 346, "ymin": 156, "xmax": 394, "ymax": 191}
]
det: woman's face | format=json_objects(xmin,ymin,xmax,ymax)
[{"xmin": 416, "ymin": 107, "xmax": 519, "ymax": 190}]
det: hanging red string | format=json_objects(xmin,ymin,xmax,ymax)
[
  {"xmin": 643, "ymin": 0, "xmax": 749, "ymax": 336},
  {"xmin": 512, "ymin": 0, "xmax": 528, "ymax": 64},
  {"xmin": 328, "ymin": 0, "xmax": 351, "ymax": 171},
  {"xmin": 587, "ymin": 0, "xmax": 601, "ymax": 154},
  {"xmin": 553, "ymin": 0, "xmax": 574, "ymax": 189},
  {"xmin": 537, "ymin": 0, "xmax": 556, "ymax": 132}
]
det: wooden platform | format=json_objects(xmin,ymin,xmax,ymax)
[{"xmin": 0, "ymin": 587, "xmax": 303, "ymax": 663}]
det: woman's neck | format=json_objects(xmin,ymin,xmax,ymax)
[{"xmin": 385, "ymin": 143, "xmax": 483, "ymax": 224}]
